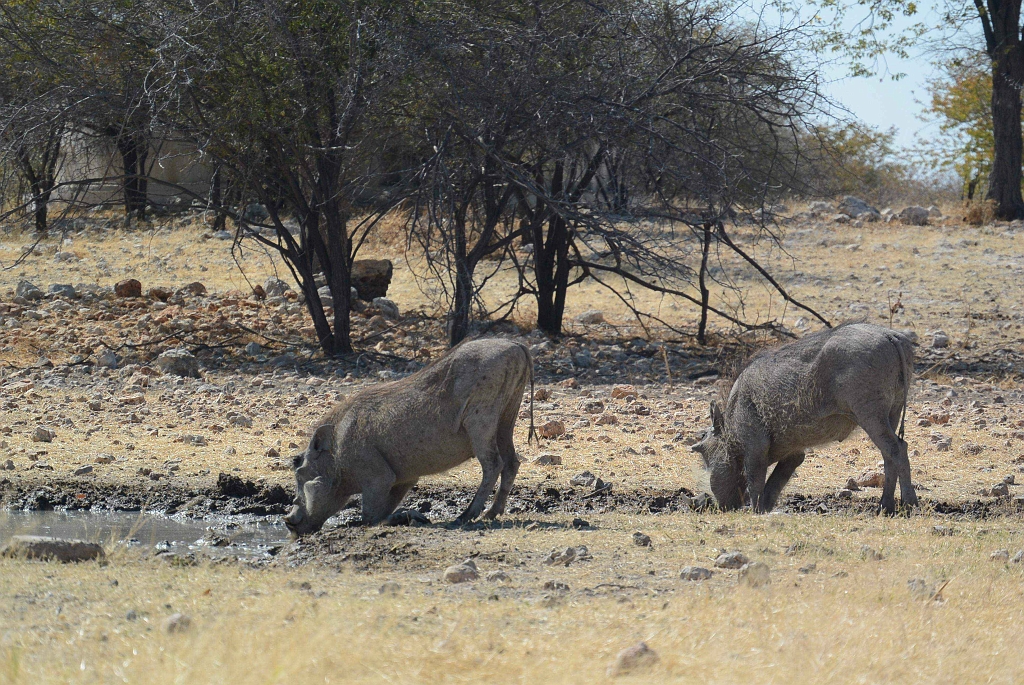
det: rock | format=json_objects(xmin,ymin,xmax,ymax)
[
  {"xmin": 928, "ymin": 205, "xmax": 942, "ymax": 218},
  {"xmin": 74, "ymin": 465, "xmax": 93, "ymax": 476},
  {"xmin": 48, "ymin": 284, "xmax": 77, "ymax": 299},
  {"xmin": 1, "ymin": 536, "xmax": 105, "ymax": 562},
  {"xmin": 378, "ymin": 581, "xmax": 402, "ymax": 595},
  {"xmin": 611, "ymin": 385, "xmax": 638, "ymax": 399},
  {"xmin": 991, "ymin": 482, "xmax": 1010, "ymax": 497},
  {"xmin": 245, "ymin": 341, "xmax": 262, "ymax": 356},
  {"xmin": 1004, "ymin": 474, "xmax": 1015, "ymax": 485},
  {"xmin": 837, "ymin": 488, "xmax": 853, "ymax": 499},
  {"xmin": 351, "ymin": 259, "xmax": 393, "ymax": 300},
  {"xmin": 2, "ymin": 460, "xmax": 14, "ymax": 471},
  {"xmin": 899, "ymin": 206, "xmax": 930, "ymax": 226},
  {"xmin": 244, "ymin": 203, "xmax": 269, "ymax": 221},
  {"xmin": 147, "ymin": 286, "xmax": 171, "ymax": 301},
  {"xmin": 854, "ymin": 470, "xmax": 884, "ymax": 488},
  {"xmin": 372, "ymin": 297, "xmax": 399, "ymax": 319},
  {"xmin": 932, "ymin": 331, "xmax": 950, "ymax": 349},
  {"xmin": 386, "ymin": 509, "xmax": 430, "ymax": 526},
  {"xmin": 156, "ymin": 348, "xmax": 200, "ymax": 377},
  {"xmin": 680, "ymin": 566, "xmax": 713, "ymax": 581},
  {"xmin": 578, "ymin": 399, "xmax": 605, "ymax": 414},
  {"xmin": 632, "ymin": 532, "xmax": 652, "ymax": 547},
  {"xmin": 533, "ymin": 388, "xmax": 551, "ymax": 401},
  {"xmin": 837, "ymin": 196, "xmax": 879, "ymax": 219},
  {"xmin": 114, "ymin": 279, "xmax": 142, "ymax": 298},
  {"xmin": 608, "ymin": 642, "xmax": 659, "ymax": 677},
  {"xmin": 571, "ymin": 517, "xmax": 591, "ymax": 529},
  {"xmin": 486, "ymin": 570, "xmax": 511, "ymax": 582},
  {"xmin": 539, "ymin": 420, "xmax": 565, "ymax": 439},
  {"xmin": 714, "ymin": 551, "xmax": 749, "ymax": 569},
  {"xmin": 228, "ymin": 414, "xmax": 253, "ymax": 428},
  {"xmin": 861, "ymin": 545, "xmax": 884, "ymax": 561},
  {"xmin": 543, "ymin": 546, "xmax": 589, "ymax": 567},
  {"xmin": 570, "ymin": 471, "xmax": 596, "ymax": 487},
  {"xmin": 595, "ymin": 413, "xmax": 618, "ymax": 425},
  {"xmin": 263, "ymin": 277, "xmax": 290, "ymax": 298},
  {"xmin": 576, "ymin": 310, "xmax": 605, "ymax": 324},
  {"xmin": 831, "ymin": 213, "xmax": 850, "ymax": 224},
  {"xmin": 95, "ymin": 350, "xmax": 119, "ymax": 369},
  {"xmin": 16, "ymin": 280, "xmax": 43, "ymax": 301},
  {"xmin": 573, "ymin": 350, "xmax": 593, "ymax": 368},
  {"xmin": 182, "ymin": 281, "xmax": 207, "ymax": 296},
  {"xmin": 164, "ymin": 613, "xmax": 192, "ymax": 633},
  {"xmin": 807, "ymin": 201, "xmax": 833, "ymax": 215},
  {"xmin": 738, "ymin": 562, "xmax": 771, "ymax": 587},
  {"xmin": 1012, "ymin": 550, "xmax": 1024, "ymax": 564},
  {"xmin": 31, "ymin": 425, "xmax": 55, "ymax": 443},
  {"xmin": 534, "ymin": 454, "xmax": 562, "ymax": 466},
  {"xmin": 931, "ymin": 525, "xmax": 953, "ymax": 536},
  {"xmin": 443, "ymin": 559, "xmax": 479, "ymax": 583},
  {"xmin": 991, "ymin": 549, "xmax": 1010, "ymax": 561},
  {"xmin": 845, "ymin": 477, "xmax": 861, "ymax": 491},
  {"xmin": 316, "ymin": 285, "xmax": 334, "ymax": 308}
]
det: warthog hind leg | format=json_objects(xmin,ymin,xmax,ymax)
[
  {"xmin": 455, "ymin": 433, "xmax": 502, "ymax": 525},
  {"xmin": 361, "ymin": 475, "xmax": 404, "ymax": 526},
  {"xmin": 859, "ymin": 412, "xmax": 916, "ymax": 515},
  {"xmin": 483, "ymin": 414, "xmax": 520, "ymax": 519}
]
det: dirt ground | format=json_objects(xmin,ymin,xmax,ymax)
[{"xmin": 2, "ymin": 204, "xmax": 1024, "ymax": 682}]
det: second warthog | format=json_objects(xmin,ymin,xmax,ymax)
[
  {"xmin": 691, "ymin": 323, "xmax": 916, "ymax": 514},
  {"xmin": 284, "ymin": 338, "xmax": 534, "ymax": 535}
]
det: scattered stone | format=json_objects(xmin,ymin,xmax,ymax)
[
  {"xmin": 372, "ymin": 297, "xmax": 399, "ymax": 319},
  {"xmin": 632, "ymin": 532, "xmax": 652, "ymax": 547},
  {"xmin": 927, "ymin": 205, "xmax": 942, "ymax": 218},
  {"xmin": 74, "ymin": 465, "xmax": 93, "ymax": 476},
  {"xmin": 578, "ymin": 399, "xmax": 605, "ymax": 414},
  {"xmin": 538, "ymin": 420, "xmax": 565, "ymax": 439},
  {"xmin": 115, "ymin": 279, "xmax": 142, "ymax": 298},
  {"xmin": 533, "ymin": 388, "xmax": 551, "ymax": 401},
  {"xmin": 714, "ymin": 551, "xmax": 749, "ymax": 569},
  {"xmin": 534, "ymin": 454, "xmax": 562, "ymax": 466},
  {"xmin": 608, "ymin": 642, "xmax": 659, "ymax": 677},
  {"xmin": 680, "ymin": 566, "xmax": 713, "ymax": 581},
  {"xmin": 543, "ymin": 546, "xmax": 589, "ymax": 567},
  {"xmin": 861, "ymin": 545, "xmax": 884, "ymax": 561},
  {"xmin": 576, "ymin": 310, "xmax": 605, "ymax": 324},
  {"xmin": 386, "ymin": 509, "xmax": 430, "ymax": 526},
  {"xmin": 931, "ymin": 525, "xmax": 954, "ymax": 536},
  {"xmin": 854, "ymin": 470, "xmax": 884, "ymax": 488},
  {"xmin": 245, "ymin": 341, "xmax": 262, "ymax": 356},
  {"xmin": 30, "ymin": 425, "xmax": 56, "ymax": 443},
  {"xmin": 570, "ymin": 471, "xmax": 596, "ymax": 487},
  {"xmin": 1012, "ymin": 550, "xmax": 1024, "ymax": 564},
  {"xmin": 443, "ymin": 559, "xmax": 479, "ymax": 583},
  {"xmin": 899, "ymin": 206, "xmax": 930, "ymax": 226},
  {"xmin": 16, "ymin": 280, "xmax": 43, "ymax": 301},
  {"xmin": 263, "ymin": 277, "xmax": 290, "ymax": 298},
  {"xmin": 931, "ymin": 331, "xmax": 950, "ymax": 349},
  {"xmin": 48, "ymin": 284, "xmax": 77, "ymax": 299},
  {"xmin": 738, "ymin": 562, "xmax": 771, "ymax": 587},
  {"xmin": 156, "ymin": 348, "xmax": 200, "ymax": 377},
  {"xmin": 1, "ymin": 536, "xmax": 105, "ymax": 562},
  {"xmin": 1004, "ymin": 474, "xmax": 1016, "ymax": 485},
  {"xmin": 991, "ymin": 482, "xmax": 1010, "ymax": 498},
  {"xmin": 486, "ymin": 570, "xmax": 511, "ymax": 583},
  {"xmin": 836, "ymin": 488, "xmax": 854, "ymax": 499},
  {"xmin": 837, "ymin": 196, "xmax": 879, "ymax": 219},
  {"xmin": 961, "ymin": 442, "xmax": 985, "ymax": 456},
  {"xmin": 378, "ymin": 581, "xmax": 401, "ymax": 595},
  {"xmin": 1, "ymin": 460, "xmax": 14, "ymax": 471},
  {"xmin": 182, "ymin": 281, "xmax": 207, "ymax": 296},
  {"xmin": 96, "ymin": 350, "xmax": 119, "ymax": 369},
  {"xmin": 148, "ymin": 286, "xmax": 172, "ymax": 301},
  {"xmin": 807, "ymin": 201, "xmax": 833, "ymax": 215},
  {"xmin": 571, "ymin": 518, "xmax": 591, "ymax": 529},
  {"xmin": 213, "ymin": 230, "xmax": 233, "ymax": 240},
  {"xmin": 351, "ymin": 259, "xmax": 393, "ymax": 300},
  {"xmin": 595, "ymin": 413, "xmax": 618, "ymax": 425},
  {"xmin": 164, "ymin": 613, "xmax": 192, "ymax": 633},
  {"xmin": 610, "ymin": 385, "xmax": 638, "ymax": 400}
]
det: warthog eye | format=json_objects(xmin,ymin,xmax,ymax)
[{"xmin": 292, "ymin": 454, "xmax": 303, "ymax": 469}]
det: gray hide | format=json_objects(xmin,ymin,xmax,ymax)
[
  {"xmin": 284, "ymin": 338, "xmax": 534, "ymax": 535},
  {"xmin": 691, "ymin": 323, "xmax": 916, "ymax": 514}
]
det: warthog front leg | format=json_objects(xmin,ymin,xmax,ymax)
[
  {"xmin": 361, "ymin": 477, "xmax": 405, "ymax": 526},
  {"xmin": 761, "ymin": 452, "xmax": 805, "ymax": 512},
  {"xmin": 483, "ymin": 454, "xmax": 519, "ymax": 520}
]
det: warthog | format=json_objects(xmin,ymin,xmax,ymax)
[
  {"xmin": 692, "ymin": 323, "xmax": 916, "ymax": 514},
  {"xmin": 284, "ymin": 338, "xmax": 534, "ymax": 535}
]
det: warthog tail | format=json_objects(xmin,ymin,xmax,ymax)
[{"xmin": 516, "ymin": 341, "xmax": 537, "ymax": 445}]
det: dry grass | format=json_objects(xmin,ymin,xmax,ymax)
[{"xmin": 3, "ymin": 512, "xmax": 1024, "ymax": 684}]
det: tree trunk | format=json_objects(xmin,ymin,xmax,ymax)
[
  {"xmin": 982, "ymin": 0, "xmax": 1024, "ymax": 219},
  {"xmin": 116, "ymin": 133, "xmax": 148, "ymax": 225},
  {"xmin": 449, "ymin": 215, "xmax": 473, "ymax": 346},
  {"xmin": 211, "ymin": 166, "xmax": 226, "ymax": 232},
  {"xmin": 32, "ymin": 182, "xmax": 49, "ymax": 234}
]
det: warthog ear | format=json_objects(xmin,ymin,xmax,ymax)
[
  {"xmin": 710, "ymin": 400, "xmax": 724, "ymax": 434},
  {"xmin": 311, "ymin": 424, "xmax": 335, "ymax": 454}
]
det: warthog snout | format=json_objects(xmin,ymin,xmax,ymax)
[{"xmin": 283, "ymin": 504, "xmax": 306, "ymax": 533}]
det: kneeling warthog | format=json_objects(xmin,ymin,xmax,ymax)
[
  {"xmin": 284, "ymin": 338, "xmax": 534, "ymax": 535},
  {"xmin": 692, "ymin": 323, "xmax": 916, "ymax": 514}
]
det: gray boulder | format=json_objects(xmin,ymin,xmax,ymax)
[
  {"xmin": 838, "ymin": 196, "xmax": 879, "ymax": 219},
  {"xmin": 351, "ymin": 259, "xmax": 393, "ymax": 300},
  {"xmin": 372, "ymin": 297, "xmax": 400, "ymax": 319},
  {"xmin": 156, "ymin": 348, "xmax": 200, "ymax": 377},
  {"xmin": 16, "ymin": 280, "xmax": 43, "ymax": 301},
  {"xmin": 807, "ymin": 201, "xmax": 833, "ymax": 215},
  {"xmin": 1, "ymin": 535, "xmax": 105, "ymax": 562},
  {"xmin": 317, "ymin": 285, "xmax": 334, "ymax": 309},
  {"xmin": 263, "ymin": 277, "xmax": 290, "ymax": 298},
  {"xmin": 899, "ymin": 206, "xmax": 930, "ymax": 226},
  {"xmin": 48, "ymin": 284, "xmax": 77, "ymax": 299}
]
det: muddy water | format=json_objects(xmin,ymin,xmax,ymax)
[{"xmin": 0, "ymin": 510, "xmax": 291, "ymax": 559}]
